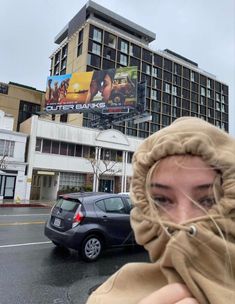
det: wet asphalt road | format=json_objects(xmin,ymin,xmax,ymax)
[{"xmin": 0, "ymin": 207, "xmax": 149, "ymax": 304}]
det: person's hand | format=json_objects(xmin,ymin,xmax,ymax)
[{"xmin": 138, "ymin": 283, "xmax": 199, "ymax": 304}]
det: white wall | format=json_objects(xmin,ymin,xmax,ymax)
[
  {"xmin": 0, "ymin": 125, "xmax": 27, "ymax": 201},
  {"xmin": 0, "ymin": 110, "xmax": 14, "ymax": 131},
  {"xmin": 23, "ymin": 115, "xmax": 143, "ymax": 201}
]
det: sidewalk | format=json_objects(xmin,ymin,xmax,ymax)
[{"xmin": 0, "ymin": 199, "xmax": 55, "ymax": 208}]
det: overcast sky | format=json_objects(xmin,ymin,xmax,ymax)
[{"xmin": 0, "ymin": 0, "xmax": 234, "ymax": 134}]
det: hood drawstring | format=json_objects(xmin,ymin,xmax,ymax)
[
  {"xmin": 164, "ymin": 225, "xmax": 197, "ymax": 237},
  {"xmin": 140, "ymin": 212, "xmax": 226, "ymax": 238}
]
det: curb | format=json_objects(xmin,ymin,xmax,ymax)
[{"xmin": 0, "ymin": 203, "xmax": 51, "ymax": 208}]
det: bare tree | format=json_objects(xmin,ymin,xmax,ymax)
[
  {"xmin": 0, "ymin": 154, "xmax": 7, "ymax": 170},
  {"xmin": 88, "ymin": 152, "xmax": 121, "ymax": 192}
]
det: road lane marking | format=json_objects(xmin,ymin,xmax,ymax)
[
  {"xmin": 0, "ymin": 221, "xmax": 45, "ymax": 226},
  {"xmin": 0, "ymin": 241, "xmax": 52, "ymax": 248}
]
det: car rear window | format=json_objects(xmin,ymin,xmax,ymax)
[{"xmin": 55, "ymin": 198, "xmax": 79, "ymax": 211}]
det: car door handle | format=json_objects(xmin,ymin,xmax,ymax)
[{"xmin": 102, "ymin": 215, "xmax": 108, "ymax": 221}]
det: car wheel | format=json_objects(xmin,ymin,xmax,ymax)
[{"xmin": 80, "ymin": 235, "xmax": 103, "ymax": 262}]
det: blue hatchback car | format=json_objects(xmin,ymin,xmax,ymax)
[{"xmin": 44, "ymin": 192, "xmax": 135, "ymax": 261}]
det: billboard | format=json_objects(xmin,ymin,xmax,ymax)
[{"xmin": 45, "ymin": 67, "xmax": 138, "ymax": 114}]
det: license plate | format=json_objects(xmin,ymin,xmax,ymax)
[{"xmin": 54, "ymin": 218, "xmax": 61, "ymax": 227}]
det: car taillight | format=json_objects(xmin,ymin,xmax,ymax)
[{"xmin": 72, "ymin": 205, "xmax": 84, "ymax": 228}]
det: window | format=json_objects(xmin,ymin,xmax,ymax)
[
  {"xmin": 152, "ymin": 101, "xmax": 161, "ymax": 112},
  {"xmin": 163, "ymin": 71, "xmax": 172, "ymax": 82},
  {"xmin": 152, "ymin": 113, "xmax": 160, "ymax": 123},
  {"xmin": 60, "ymin": 113, "xmax": 68, "ymax": 123},
  {"xmin": 152, "ymin": 78, "xmax": 161, "ymax": 90},
  {"xmin": 87, "ymin": 54, "xmax": 101, "ymax": 68},
  {"xmin": 77, "ymin": 29, "xmax": 83, "ymax": 57},
  {"xmin": 75, "ymin": 145, "xmax": 82, "ymax": 157},
  {"xmin": 130, "ymin": 57, "xmax": 140, "ymax": 69},
  {"xmin": 191, "ymin": 71, "xmax": 195, "ymax": 82},
  {"xmin": 51, "ymin": 141, "xmax": 60, "ymax": 154},
  {"xmin": 162, "ymin": 115, "xmax": 170, "ymax": 126},
  {"xmin": 208, "ymin": 108, "xmax": 214, "ymax": 118},
  {"xmin": 207, "ymin": 79, "xmax": 211, "ymax": 88},
  {"xmin": 68, "ymin": 144, "xmax": 75, "ymax": 156},
  {"xmin": 152, "ymin": 67, "xmax": 158, "ymax": 77},
  {"xmin": 127, "ymin": 152, "xmax": 134, "ymax": 163},
  {"xmin": 216, "ymin": 93, "xmax": 220, "ymax": 101},
  {"xmin": 42, "ymin": 139, "xmax": 51, "ymax": 153},
  {"xmin": 60, "ymin": 142, "xmax": 68, "ymax": 155},
  {"xmin": 164, "ymin": 83, "xmax": 171, "ymax": 93},
  {"xmin": 142, "ymin": 49, "xmax": 152, "ymax": 63},
  {"xmin": 59, "ymin": 172, "xmax": 85, "ymax": 190},
  {"xmin": 104, "ymin": 197, "xmax": 126, "ymax": 213},
  {"xmin": 35, "ymin": 138, "xmax": 42, "ymax": 152},
  {"xmin": 62, "ymin": 45, "xmax": 68, "ymax": 58},
  {"xmin": 151, "ymin": 89, "xmax": 157, "ymax": 100},
  {"xmin": 120, "ymin": 40, "xmax": 128, "ymax": 54},
  {"xmin": 200, "ymin": 96, "xmax": 206, "ymax": 105},
  {"xmin": 172, "ymin": 86, "xmax": 177, "ymax": 96},
  {"xmin": 183, "ymin": 67, "xmax": 190, "ymax": 79},
  {"xmin": 200, "ymin": 87, "xmax": 206, "ymax": 96},
  {"xmin": 104, "ymin": 32, "xmax": 116, "ymax": 48},
  {"xmin": 120, "ymin": 54, "xmax": 127, "ymax": 66},
  {"xmin": 130, "ymin": 44, "xmax": 141, "ymax": 58},
  {"xmin": 173, "ymin": 96, "xmax": 181, "ymax": 107},
  {"xmin": 164, "ymin": 59, "xmax": 172, "ymax": 72},
  {"xmin": 18, "ymin": 101, "xmax": 41, "ymax": 131},
  {"xmin": 191, "ymin": 102, "xmax": 198, "ymax": 113},
  {"xmin": 61, "ymin": 58, "xmax": 67, "ymax": 70},
  {"xmin": 0, "ymin": 83, "xmax": 8, "ymax": 94},
  {"xmin": 162, "ymin": 104, "xmax": 170, "ymax": 115},
  {"xmin": 102, "ymin": 59, "xmax": 115, "ymax": 70},
  {"xmin": 0, "ymin": 140, "xmax": 15, "ymax": 157},
  {"xmin": 92, "ymin": 42, "xmax": 101, "ymax": 55},
  {"xmin": 174, "ymin": 63, "xmax": 182, "ymax": 75},
  {"xmin": 77, "ymin": 44, "xmax": 82, "ymax": 57},
  {"xmin": 154, "ymin": 54, "xmax": 163, "ymax": 67},
  {"xmin": 146, "ymin": 64, "xmax": 151, "ymax": 75},
  {"xmin": 163, "ymin": 93, "xmax": 171, "ymax": 104},
  {"xmin": 93, "ymin": 28, "xmax": 102, "ymax": 42},
  {"xmin": 103, "ymin": 46, "xmax": 116, "ymax": 61}
]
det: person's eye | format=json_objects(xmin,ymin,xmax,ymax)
[
  {"xmin": 152, "ymin": 196, "xmax": 171, "ymax": 206},
  {"xmin": 198, "ymin": 196, "xmax": 216, "ymax": 209}
]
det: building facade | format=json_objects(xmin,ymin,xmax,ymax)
[
  {"xmin": 20, "ymin": 115, "xmax": 141, "ymax": 201},
  {"xmin": 0, "ymin": 81, "xmax": 45, "ymax": 131},
  {"xmin": 49, "ymin": 0, "xmax": 229, "ymax": 135},
  {"xmin": 0, "ymin": 110, "xmax": 27, "ymax": 201}
]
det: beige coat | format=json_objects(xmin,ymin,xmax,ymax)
[{"xmin": 87, "ymin": 117, "xmax": 235, "ymax": 304}]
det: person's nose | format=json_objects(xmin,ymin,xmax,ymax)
[{"xmin": 174, "ymin": 200, "xmax": 196, "ymax": 224}]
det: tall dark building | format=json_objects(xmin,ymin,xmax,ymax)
[{"xmin": 49, "ymin": 0, "xmax": 229, "ymax": 136}]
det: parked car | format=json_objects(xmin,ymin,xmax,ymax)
[{"xmin": 44, "ymin": 192, "xmax": 136, "ymax": 262}]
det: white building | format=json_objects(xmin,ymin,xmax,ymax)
[
  {"xmin": 20, "ymin": 115, "xmax": 142, "ymax": 201},
  {"xmin": 0, "ymin": 110, "xmax": 27, "ymax": 201}
]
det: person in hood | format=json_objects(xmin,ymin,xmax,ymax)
[{"xmin": 86, "ymin": 117, "xmax": 235, "ymax": 304}]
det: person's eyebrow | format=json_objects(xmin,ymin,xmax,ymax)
[
  {"xmin": 150, "ymin": 183, "xmax": 171, "ymax": 190},
  {"xmin": 194, "ymin": 183, "xmax": 214, "ymax": 190}
]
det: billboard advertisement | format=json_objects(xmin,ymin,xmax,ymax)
[{"xmin": 45, "ymin": 67, "xmax": 138, "ymax": 114}]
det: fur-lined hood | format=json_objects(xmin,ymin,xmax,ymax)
[{"xmin": 130, "ymin": 117, "xmax": 235, "ymax": 303}]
